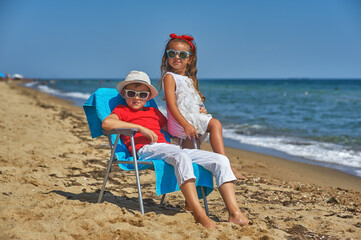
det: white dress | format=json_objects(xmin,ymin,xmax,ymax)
[{"xmin": 164, "ymin": 72, "xmax": 212, "ymax": 139}]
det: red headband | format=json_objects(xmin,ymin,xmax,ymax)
[{"xmin": 169, "ymin": 33, "xmax": 194, "ymax": 51}]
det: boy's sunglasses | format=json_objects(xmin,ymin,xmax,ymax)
[
  {"xmin": 166, "ymin": 49, "xmax": 192, "ymax": 60},
  {"xmin": 124, "ymin": 89, "xmax": 150, "ymax": 100}
]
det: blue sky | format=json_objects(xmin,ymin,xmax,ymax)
[{"xmin": 1, "ymin": 0, "xmax": 360, "ymax": 79}]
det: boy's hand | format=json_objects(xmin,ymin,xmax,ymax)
[
  {"xmin": 139, "ymin": 127, "xmax": 158, "ymax": 143},
  {"xmin": 184, "ymin": 123, "xmax": 199, "ymax": 140}
]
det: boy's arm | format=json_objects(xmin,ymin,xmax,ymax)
[{"xmin": 102, "ymin": 114, "xmax": 158, "ymax": 143}]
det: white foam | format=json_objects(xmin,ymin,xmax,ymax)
[
  {"xmin": 38, "ymin": 85, "xmax": 59, "ymax": 94},
  {"xmin": 354, "ymin": 170, "xmax": 361, "ymax": 177},
  {"xmin": 24, "ymin": 81, "xmax": 38, "ymax": 87},
  {"xmin": 223, "ymin": 128, "xmax": 361, "ymax": 168},
  {"xmin": 64, "ymin": 92, "xmax": 91, "ymax": 100},
  {"xmin": 37, "ymin": 85, "xmax": 90, "ymax": 100}
]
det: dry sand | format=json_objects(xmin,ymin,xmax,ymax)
[{"xmin": 1, "ymin": 81, "xmax": 360, "ymax": 239}]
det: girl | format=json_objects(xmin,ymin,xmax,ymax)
[
  {"xmin": 160, "ymin": 33, "xmax": 246, "ymax": 180},
  {"xmin": 102, "ymin": 70, "xmax": 249, "ymax": 228}
]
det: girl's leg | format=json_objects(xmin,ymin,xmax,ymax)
[
  {"xmin": 207, "ymin": 119, "xmax": 246, "ymax": 180},
  {"xmin": 218, "ymin": 182, "xmax": 249, "ymax": 226},
  {"xmin": 180, "ymin": 179, "xmax": 217, "ymax": 229},
  {"xmin": 207, "ymin": 118, "xmax": 226, "ymax": 154}
]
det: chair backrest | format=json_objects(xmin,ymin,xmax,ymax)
[
  {"xmin": 83, "ymin": 88, "xmax": 168, "ymax": 161},
  {"xmin": 84, "ymin": 88, "xmax": 214, "ymax": 199},
  {"xmin": 83, "ymin": 88, "xmax": 158, "ymax": 137}
]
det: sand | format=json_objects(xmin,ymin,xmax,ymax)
[{"xmin": 1, "ymin": 81, "xmax": 360, "ymax": 240}]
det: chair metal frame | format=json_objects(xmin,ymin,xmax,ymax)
[{"xmin": 97, "ymin": 128, "xmax": 210, "ymax": 216}]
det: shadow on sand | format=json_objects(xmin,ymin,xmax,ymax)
[{"xmin": 50, "ymin": 190, "xmax": 185, "ymax": 216}]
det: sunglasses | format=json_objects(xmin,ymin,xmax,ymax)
[
  {"xmin": 166, "ymin": 49, "xmax": 192, "ymax": 60},
  {"xmin": 124, "ymin": 89, "xmax": 150, "ymax": 100}
]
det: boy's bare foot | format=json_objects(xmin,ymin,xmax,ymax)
[
  {"xmin": 184, "ymin": 200, "xmax": 192, "ymax": 211},
  {"xmin": 228, "ymin": 211, "xmax": 249, "ymax": 226},
  {"xmin": 231, "ymin": 167, "xmax": 247, "ymax": 180},
  {"xmin": 194, "ymin": 211, "xmax": 218, "ymax": 229}
]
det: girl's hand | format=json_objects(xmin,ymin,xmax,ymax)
[
  {"xmin": 199, "ymin": 106, "xmax": 207, "ymax": 114},
  {"xmin": 139, "ymin": 127, "xmax": 158, "ymax": 143},
  {"xmin": 184, "ymin": 123, "xmax": 199, "ymax": 140}
]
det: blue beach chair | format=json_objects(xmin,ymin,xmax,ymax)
[{"xmin": 83, "ymin": 88, "xmax": 213, "ymax": 215}]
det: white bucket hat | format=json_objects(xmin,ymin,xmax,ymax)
[{"xmin": 116, "ymin": 71, "xmax": 158, "ymax": 100}]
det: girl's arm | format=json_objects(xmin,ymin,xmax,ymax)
[
  {"xmin": 102, "ymin": 113, "xmax": 158, "ymax": 143},
  {"xmin": 199, "ymin": 106, "xmax": 207, "ymax": 114},
  {"xmin": 163, "ymin": 74, "xmax": 199, "ymax": 139}
]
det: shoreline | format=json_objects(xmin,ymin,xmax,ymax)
[
  {"xmin": 202, "ymin": 142, "xmax": 361, "ymax": 191},
  {"xmin": 24, "ymin": 80, "xmax": 361, "ymax": 180},
  {"xmin": 1, "ymin": 81, "xmax": 360, "ymax": 239},
  {"xmin": 15, "ymin": 79, "xmax": 361, "ymax": 191},
  {"xmin": 223, "ymin": 137, "xmax": 361, "ymax": 179}
]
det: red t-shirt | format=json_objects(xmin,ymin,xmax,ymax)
[{"xmin": 111, "ymin": 105, "xmax": 169, "ymax": 153}]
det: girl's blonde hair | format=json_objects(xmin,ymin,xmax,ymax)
[{"xmin": 160, "ymin": 36, "xmax": 206, "ymax": 102}]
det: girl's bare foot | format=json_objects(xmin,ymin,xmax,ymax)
[
  {"xmin": 231, "ymin": 167, "xmax": 247, "ymax": 180},
  {"xmin": 228, "ymin": 211, "xmax": 249, "ymax": 226}
]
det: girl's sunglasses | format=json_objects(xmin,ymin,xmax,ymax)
[
  {"xmin": 166, "ymin": 49, "xmax": 192, "ymax": 60},
  {"xmin": 124, "ymin": 89, "xmax": 150, "ymax": 100}
]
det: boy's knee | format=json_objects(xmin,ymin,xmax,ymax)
[
  {"xmin": 213, "ymin": 155, "xmax": 231, "ymax": 169},
  {"xmin": 173, "ymin": 151, "xmax": 192, "ymax": 166}
]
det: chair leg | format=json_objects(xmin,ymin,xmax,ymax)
[
  {"xmin": 160, "ymin": 194, "xmax": 166, "ymax": 205},
  {"xmin": 97, "ymin": 157, "xmax": 114, "ymax": 203},
  {"xmin": 133, "ymin": 166, "xmax": 144, "ymax": 215},
  {"xmin": 130, "ymin": 135, "xmax": 145, "ymax": 215},
  {"xmin": 98, "ymin": 134, "xmax": 120, "ymax": 203},
  {"xmin": 201, "ymin": 186, "xmax": 209, "ymax": 217}
]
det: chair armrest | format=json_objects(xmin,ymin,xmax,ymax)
[{"xmin": 102, "ymin": 128, "xmax": 138, "ymax": 137}]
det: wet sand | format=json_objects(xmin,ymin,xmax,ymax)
[{"xmin": 1, "ymin": 81, "xmax": 360, "ymax": 239}]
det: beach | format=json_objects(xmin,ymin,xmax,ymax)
[{"xmin": 1, "ymin": 81, "xmax": 360, "ymax": 239}]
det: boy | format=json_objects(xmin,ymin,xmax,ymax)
[{"xmin": 102, "ymin": 70, "xmax": 249, "ymax": 228}]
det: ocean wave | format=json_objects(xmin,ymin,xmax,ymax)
[
  {"xmin": 64, "ymin": 91, "xmax": 91, "ymax": 99},
  {"xmin": 24, "ymin": 82, "xmax": 38, "ymax": 87},
  {"xmin": 231, "ymin": 123, "xmax": 266, "ymax": 135},
  {"xmin": 355, "ymin": 170, "xmax": 361, "ymax": 177},
  {"xmin": 35, "ymin": 84, "xmax": 91, "ymax": 100},
  {"xmin": 223, "ymin": 128, "xmax": 361, "ymax": 168}
]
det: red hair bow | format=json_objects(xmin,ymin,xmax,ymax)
[{"xmin": 169, "ymin": 33, "xmax": 194, "ymax": 51}]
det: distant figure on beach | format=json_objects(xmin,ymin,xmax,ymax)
[
  {"xmin": 102, "ymin": 71, "xmax": 249, "ymax": 228},
  {"xmin": 159, "ymin": 33, "xmax": 246, "ymax": 180},
  {"xmin": 5, "ymin": 73, "xmax": 13, "ymax": 84}
]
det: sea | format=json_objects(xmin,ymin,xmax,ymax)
[{"xmin": 24, "ymin": 79, "xmax": 361, "ymax": 178}]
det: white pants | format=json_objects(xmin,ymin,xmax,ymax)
[{"xmin": 138, "ymin": 143, "xmax": 236, "ymax": 187}]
